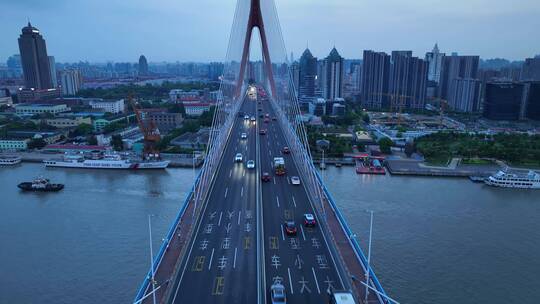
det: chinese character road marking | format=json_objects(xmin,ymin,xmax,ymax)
[
  {"xmin": 245, "ymin": 210, "xmax": 252, "ymax": 219},
  {"xmin": 204, "ymin": 223, "xmax": 214, "ymax": 234},
  {"xmin": 212, "ymin": 276, "xmax": 225, "ymax": 295},
  {"xmin": 311, "ymin": 237, "xmax": 321, "ymax": 249},
  {"xmin": 244, "ymin": 236, "xmax": 251, "ymax": 250},
  {"xmin": 191, "ymin": 256, "xmax": 205, "ymax": 272},
  {"xmin": 199, "ymin": 239, "xmax": 209, "ymax": 250},
  {"xmin": 294, "ymin": 254, "xmax": 304, "ymax": 270},
  {"xmin": 225, "ymin": 223, "xmax": 232, "ymax": 234},
  {"xmin": 290, "ymin": 238, "xmax": 300, "ymax": 250},
  {"xmin": 324, "ymin": 276, "xmax": 335, "ymax": 292},
  {"xmin": 316, "ymin": 255, "xmax": 329, "ymax": 269},
  {"xmin": 269, "ymin": 236, "xmax": 278, "ymax": 250},
  {"xmin": 222, "ymin": 237, "xmax": 231, "ymax": 249},
  {"xmin": 245, "ymin": 222, "xmax": 252, "ymax": 233},
  {"xmin": 298, "ymin": 276, "xmax": 312, "ymax": 294},
  {"xmin": 217, "ymin": 256, "xmax": 227, "ymax": 270},
  {"xmin": 271, "ymin": 255, "xmax": 281, "ymax": 269},
  {"xmin": 284, "ymin": 209, "xmax": 293, "ymax": 220}
]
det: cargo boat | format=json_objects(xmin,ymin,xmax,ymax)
[{"xmin": 18, "ymin": 177, "xmax": 64, "ymax": 192}]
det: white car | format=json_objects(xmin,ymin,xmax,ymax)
[
  {"xmin": 241, "ymin": 133, "xmax": 247, "ymax": 139},
  {"xmin": 246, "ymin": 160, "xmax": 255, "ymax": 169},
  {"xmin": 244, "ymin": 115, "xmax": 250, "ymax": 120},
  {"xmin": 270, "ymin": 282, "xmax": 286, "ymax": 304},
  {"xmin": 235, "ymin": 153, "xmax": 243, "ymax": 162},
  {"xmin": 250, "ymin": 116, "xmax": 256, "ymax": 122},
  {"xmin": 291, "ymin": 176, "xmax": 301, "ymax": 185}
]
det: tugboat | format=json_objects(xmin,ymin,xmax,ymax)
[{"xmin": 18, "ymin": 177, "xmax": 64, "ymax": 192}]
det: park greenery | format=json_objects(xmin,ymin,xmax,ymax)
[
  {"xmin": 306, "ymin": 125, "xmax": 353, "ymax": 158},
  {"xmin": 416, "ymin": 132, "xmax": 540, "ymax": 166}
]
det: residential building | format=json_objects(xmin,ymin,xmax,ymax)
[
  {"xmin": 0, "ymin": 89, "xmax": 13, "ymax": 107},
  {"xmin": 425, "ymin": 43, "xmax": 445, "ymax": 83},
  {"xmin": 140, "ymin": 109, "xmax": 184, "ymax": 133},
  {"xmin": 138, "ymin": 55, "xmax": 148, "ymax": 76},
  {"xmin": 0, "ymin": 139, "xmax": 28, "ymax": 151},
  {"xmin": 524, "ymin": 81, "xmax": 540, "ymax": 120},
  {"xmin": 447, "ymin": 78, "xmax": 481, "ymax": 112},
  {"xmin": 48, "ymin": 56, "xmax": 57, "ymax": 87},
  {"xmin": 92, "ymin": 114, "xmax": 134, "ymax": 132},
  {"xmin": 332, "ymin": 103, "xmax": 346, "ymax": 116},
  {"xmin": 208, "ymin": 62, "xmax": 224, "ymax": 81},
  {"xmin": 361, "ymin": 50, "xmax": 391, "ymax": 109},
  {"xmin": 169, "ymin": 89, "xmax": 200, "ymax": 103},
  {"xmin": 6, "ymin": 54, "xmax": 23, "ymax": 77},
  {"xmin": 184, "ymin": 103, "xmax": 211, "ymax": 116},
  {"xmin": 170, "ymin": 128, "xmax": 210, "ymax": 150},
  {"xmin": 321, "ymin": 48, "xmax": 344, "ymax": 100},
  {"xmin": 388, "ymin": 51, "xmax": 428, "ymax": 110},
  {"xmin": 18, "ymin": 22, "xmax": 53, "ymax": 89},
  {"xmin": 6, "ymin": 130, "xmax": 64, "ymax": 145},
  {"xmin": 35, "ymin": 116, "xmax": 92, "ymax": 128},
  {"xmin": 483, "ymin": 82, "xmax": 527, "ymax": 120},
  {"xmin": 439, "ymin": 55, "xmax": 480, "ymax": 109},
  {"xmin": 308, "ymin": 98, "xmax": 326, "ymax": 116},
  {"xmin": 60, "ymin": 69, "xmax": 82, "ymax": 96},
  {"xmin": 89, "ymin": 99, "xmax": 125, "ymax": 114},
  {"xmin": 15, "ymin": 103, "xmax": 70, "ymax": 115},
  {"xmin": 17, "ymin": 87, "xmax": 61, "ymax": 102},
  {"xmin": 521, "ymin": 57, "xmax": 540, "ymax": 81}
]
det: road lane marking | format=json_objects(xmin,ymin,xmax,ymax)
[
  {"xmin": 241, "ymin": 186, "xmax": 244, "ymax": 197},
  {"xmin": 229, "ymin": 169, "xmax": 232, "ymax": 178},
  {"xmin": 212, "ymin": 276, "xmax": 225, "ymax": 295},
  {"xmin": 276, "ymin": 196, "xmax": 280, "ymax": 207},
  {"xmin": 312, "ymin": 267, "xmax": 321, "ymax": 293},
  {"xmin": 300, "ymin": 225, "xmax": 306, "ymax": 241},
  {"xmin": 224, "ymin": 188, "xmax": 228, "ymax": 198},
  {"xmin": 292, "ymin": 196, "xmax": 296, "ymax": 208},
  {"xmin": 218, "ymin": 212, "xmax": 223, "ymax": 226},
  {"xmin": 192, "ymin": 256, "xmax": 205, "ymax": 272},
  {"xmin": 243, "ymin": 170, "xmax": 245, "ymax": 177},
  {"xmin": 287, "ymin": 177, "xmax": 290, "ymax": 184},
  {"xmin": 269, "ymin": 236, "xmax": 278, "ymax": 249},
  {"xmin": 287, "ymin": 268, "xmax": 294, "ymax": 294},
  {"xmin": 237, "ymin": 211, "xmax": 241, "ymax": 225},
  {"xmin": 280, "ymin": 225, "xmax": 285, "ymax": 241},
  {"xmin": 233, "ymin": 247, "xmax": 238, "ymax": 268},
  {"xmin": 244, "ymin": 236, "xmax": 251, "ymax": 249},
  {"xmin": 273, "ymin": 177, "xmax": 276, "ymax": 185},
  {"xmin": 208, "ymin": 248, "xmax": 215, "ymax": 270}
]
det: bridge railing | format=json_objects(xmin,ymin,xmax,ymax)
[{"xmin": 133, "ymin": 170, "xmax": 202, "ymax": 302}]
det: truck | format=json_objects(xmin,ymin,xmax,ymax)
[
  {"xmin": 328, "ymin": 290, "xmax": 356, "ymax": 304},
  {"xmin": 273, "ymin": 157, "xmax": 285, "ymax": 176}
]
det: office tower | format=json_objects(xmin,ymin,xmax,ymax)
[
  {"xmin": 349, "ymin": 61, "xmax": 362, "ymax": 92},
  {"xmin": 361, "ymin": 50, "xmax": 391, "ymax": 109},
  {"xmin": 18, "ymin": 22, "xmax": 53, "ymax": 89},
  {"xmin": 439, "ymin": 55, "xmax": 480, "ymax": 110},
  {"xmin": 138, "ymin": 55, "xmax": 148, "ymax": 76},
  {"xmin": 425, "ymin": 43, "xmax": 445, "ymax": 83},
  {"xmin": 298, "ymin": 48, "xmax": 318, "ymax": 99},
  {"xmin": 483, "ymin": 82, "xmax": 527, "ymax": 120},
  {"xmin": 388, "ymin": 51, "xmax": 428, "ymax": 110},
  {"xmin": 521, "ymin": 57, "xmax": 540, "ymax": 81},
  {"xmin": 48, "ymin": 56, "xmax": 57, "ymax": 87},
  {"xmin": 321, "ymin": 47, "xmax": 344, "ymax": 100},
  {"xmin": 523, "ymin": 81, "xmax": 540, "ymax": 120},
  {"xmin": 60, "ymin": 69, "xmax": 82, "ymax": 96}
]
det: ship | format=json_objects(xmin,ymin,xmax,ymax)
[
  {"xmin": 0, "ymin": 155, "xmax": 22, "ymax": 166},
  {"xmin": 18, "ymin": 177, "xmax": 64, "ymax": 192},
  {"xmin": 484, "ymin": 170, "xmax": 540, "ymax": 189},
  {"xmin": 44, "ymin": 152, "xmax": 169, "ymax": 170}
]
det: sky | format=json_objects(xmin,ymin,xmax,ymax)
[{"xmin": 1, "ymin": 0, "xmax": 539, "ymax": 63}]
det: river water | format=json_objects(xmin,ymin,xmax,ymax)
[{"xmin": 0, "ymin": 163, "xmax": 538, "ymax": 303}]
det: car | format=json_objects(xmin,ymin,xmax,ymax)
[
  {"xmin": 264, "ymin": 118, "xmax": 270, "ymax": 123},
  {"xmin": 291, "ymin": 176, "xmax": 301, "ymax": 185},
  {"xmin": 303, "ymin": 213, "xmax": 316, "ymax": 227},
  {"xmin": 258, "ymin": 108, "xmax": 262, "ymax": 111},
  {"xmin": 244, "ymin": 115, "xmax": 250, "ymax": 120},
  {"xmin": 261, "ymin": 172, "xmax": 271, "ymax": 182},
  {"xmin": 238, "ymin": 111, "xmax": 244, "ymax": 117},
  {"xmin": 283, "ymin": 220, "xmax": 297, "ymax": 236},
  {"xmin": 250, "ymin": 116, "xmax": 256, "ymax": 122},
  {"xmin": 259, "ymin": 114, "xmax": 264, "ymax": 118},
  {"xmin": 270, "ymin": 282, "xmax": 287, "ymax": 304},
  {"xmin": 282, "ymin": 146, "xmax": 290, "ymax": 154},
  {"xmin": 259, "ymin": 129, "xmax": 267, "ymax": 135},
  {"xmin": 265, "ymin": 113, "xmax": 270, "ymax": 118},
  {"xmin": 272, "ymin": 117, "xmax": 277, "ymax": 121},
  {"xmin": 246, "ymin": 160, "xmax": 255, "ymax": 169},
  {"xmin": 241, "ymin": 132, "xmax": 247, "ymax": 139},
  {"xmin": 235, "ymin": 153, "xmax": 243, "ymax": 162}
]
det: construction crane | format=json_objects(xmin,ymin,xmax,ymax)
[
  {"xmin": 371, "ymin": 92, "xmax": 414, "ymax": 126},
  {"xmin": 127, "ymin": 94, "xmax": 162, "ymax": 160}
]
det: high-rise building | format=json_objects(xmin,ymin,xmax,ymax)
[
  {"xmin": 297, "ymin": 48, "xmax": 318, "ymax": 99},
  {"xmin": 447, "ymin": 78, "xmax": 481, "ymax": 112},
  {"xmin": 524, "ymin": 81, "xmax": 540, "ymax": 120},
  {"xmin": 60, "ymin": 69, "xmax": 82, "ymax": 96},
  {"xmin": 361, "ymin": 50, "xmax": 391, "ymax": 109},
  {"xmin": 138, "ymin": 55, "xmax": 148, "ymax": 76},
  {"xmin": 208, "ymin": 62, "xmax": 224, "ymax": 81},
  {"xmin": 389, "ymin": 51, "xmax": 428, "ymax": 110},
  {"xmin": 321, "ymin": 48, "xmax": 344, "ymax": 100},
  {"xmin": 6, "ymin": 55, "xmax": 23, "ymax": 77},
  {"xmin": 483, "ymin": 82, "xmax": 527, "ymax": 120},
  {"xmin": 439, "ymin": 55, "xmax": 480, "ymax": 110},
  {"xmin": 48, "ymin": 56, "xmax": 57, "ymax": 87},
  {"xmin": 425, "ymin": 43, "xmax": 445, "ymax": 83},
  {"xmin": 18, "ymin": 22, "xmax": 53, "ymax": 89},
  {"xmin": 521, "ymin": 57, "xmax": 540, "ymax": 81}
]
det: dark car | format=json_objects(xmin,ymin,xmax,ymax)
[
  {"xmin": 303, "ymin": 213, "xmax": 316, "ymax": 227},
  {"xmin": 258, "ymin": 108, "xmax": 262, "ymax": 111},
  {"xmin": 282, "ymin": 146, "xmax": 290, "ymax": 154},
  {"xmin": 261, "ymin": 172, "xmax": 271, "ymax": 182},
  {"xmin": 238, "ymin": 111, "xmax": 244, "ymax": 117},
  {"xmin": 264, "ymin": 118, "xmax": 270, "ymax": 123},
  {"xmin": 272, "ymin": 117, "xmax": 277, "ymax": 121},
  {"xmin": 259, "ymin": 114, "xmax": 264, "ymax": 118},
  {"xmin": 259, "ymin": 129, "xmax": 267, "ymax": 135},
  {"xmin": 283, "ymin": 220, "xmax": 297, "ymax": 236}
]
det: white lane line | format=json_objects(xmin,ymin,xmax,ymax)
[
  {"xmin": 300, "ymin": 225, "xmax": 306, "ymax": 241},
  {"xmin": 243, "ymin": 170, "xmax": 246, "ymax": 177},
  {"xmin": 241, "ymin": 186, "xmax": 244, "ymax": 197},
  {"xmin": 312, "ymin": 267, "xmax": 321, "ymax": 294},
  {"xmin": 287, "ymin": 177, "xmax": 291, "ymax": 184},
  {"xmin": 269, "ymin": 150, "xmax": 272, "ymax": 156},
  {"xmin": 233, "ymin": 247, "xmax": 238, "ymax": 269},
  {"xmin": 276, "ymin": 196, "xmax": 280, "ymax": 207},
  {"xmin": 229, "ymin": 169, "xmax": 232, "ymax": 178},
  {"xmin": 208, "ymin": 248, "xmax": 215, "ymax": 270},
  {"xmin": 281, "ymin": 225, "xmax": 285, "ymax": 241},
  {"xmin": 273, "ymin": 177, "xmax": 276, "ymax": 185},
  {"xmin": 237, "ymin": 211, "xmax": 241, "ymax": 225},
  {"xmin": 292, "ymin": 196, "xmax": 297, "ymax": 208},
  {"xmin": 224, "ymin": 187, "xmax": 228, "ymax": 198},
  {"xmin": 218, "ymin": 212, "xmax": 223, "ymax": 226},
  {"xmin": 287, "ymin": 267, "xmax": 294, "ymax": 294},
  {"xmin": 245, "ymin": 145, "xmax": 248, "ymax": 151}
]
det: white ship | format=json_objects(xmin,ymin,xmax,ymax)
[
  {"xmin": 484, "ymin": 170, "xmax": 540, "ymax": 189},
  {"xmin": 0, "ymin": 155, "xmax": 22, "ymax": 166},
  {"xmin": 44, "ymin": 153, "xmax": 169, "ymax": 170}
]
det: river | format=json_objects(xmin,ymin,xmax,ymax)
[{"xmin": 0, "ymin": 163, "xmax": 538, "ymax": 303}]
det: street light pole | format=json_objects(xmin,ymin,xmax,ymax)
[
  {"xmin": 148, "ymin": 214, "xmax": 157, "ymax": 304},
  {"xmin": 365, "ymin": 210, "xmax": 373, "ymax": 304}
]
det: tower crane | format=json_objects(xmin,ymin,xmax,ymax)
[{"xmin": 127, "ymin": 94, "xmax": 162, "ymax": 160}]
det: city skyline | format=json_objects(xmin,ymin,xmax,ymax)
[{"xmin": 1, "ymin": 0, "xmax": 540, "ymax": 63}]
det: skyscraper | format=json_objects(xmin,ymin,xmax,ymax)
[
  {"xmin": 521, "ymin": 57, "xmax": 540, "ymax": 81},
  {"xmin": 138, "ymin": 55, "xmax": 149, "ymax": 76},
  {"xmin": 48, "ymin": 56, "xmax": 57, "ymax": 87},
  {"xmin": 438, "ymin": 54, "xmax": 480, "ymax": 111},
  {"xmin": 297, "ymin": 48, "xmax": 318, "ymax": 99},
  {"xmin": 483, "ymin": 82, "xmax": 527, "ymax": 120},
  {"xmin": 425, "ymin": 43, "xmax": 444, "ymax": 83},
  {"xmin": 322, "ymin": 47, "xmax": 344, "ymax": 100},
  {"xmin": 60, "ymin": 69, "xmax": 82, "ymax": 96},
  {"xmin": 361, "ymin": 50, "xmax": 391, "ymax": 109},
  {"xmin": 388, "ymin": 51, "xmax": 428, "ymax": 110},
  {"xmin": 18, "ymin": 22, "xmax": 53, "ymax": 89}
]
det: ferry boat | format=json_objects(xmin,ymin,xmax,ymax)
[
  {"xmin": 0, "ymin": 155, "xmax": 22, "ymax": 166},
  {"xmin": 44, "ymin": 152, "xmax": 170, "ymax": 170},
  {"xmin": 484, "ymin": 170, "xmax": 540, "ymax": 189},
  {"xmin": 18, "ymin": 177, "xmax": 64, "ymax": 192}
]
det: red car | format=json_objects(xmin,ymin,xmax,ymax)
[
  {"xmin": 283, "ymin": 221, "xmax": 297, "ymax": 236},
  {"xmin": 259, "ymin": 129, "xmax": 267, "ymax": 135},
  {"xmin": 261, "ymin": 172, "xmax": 271, "ymax": 182},
  {"xmin": 282, "ymin": 146, "xmax": 290, "ymax": 154}
]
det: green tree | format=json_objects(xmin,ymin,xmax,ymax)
[
  {"xmin": 75, "ymin": 123, "xmax": 93, "ymax": 136},
  {"xmin": 198, "ymin": 106, "xmax": 216, "ymax": 126},
  {"xmin": 378, "ymin": 137, "xmax": 393, "ymax": 154},
  {"xmin": 362, "ymin": 113, "xmax": 370, "ymax": 124},
  {"xmin": 111, "ymin": 135, "xmax": 123, "ymax": 151},
  {"xmin": 404, "ymin": 141, "xmax": 415, "ymax": 157},
  {"xmin": 87, "ymin": 135, "xmax": 98, "ymax": 145},
  {"xmin": 27, "ymin": 138, "xmax": 47, "ymax": 149}
]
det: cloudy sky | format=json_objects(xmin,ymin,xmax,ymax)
[{"xmin": 1, "ymin": 0, "xmax": 539, "ymax": 63}]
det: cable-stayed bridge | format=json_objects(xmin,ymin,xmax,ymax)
[{"xmin": 134, "ymin": 0, "xmax": 394, "ymax": 303}]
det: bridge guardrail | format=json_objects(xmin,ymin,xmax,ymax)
[{"xmin": 133, "ymin": 171, "xmax": 202, "ymax": 302}]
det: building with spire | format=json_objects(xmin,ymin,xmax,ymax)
[
  {"xmin": 425, "ymin": 43, "xmax": 444, "ymax": 83},
  {"xmin": 138, "ymin": 55, "xmax": 149, "ymax": 76},
  {"xmin": 298, "ymin": 48, "xmax": 318, "ymax": 100},
  {"xmin": 322, "ymin": 47, "xmax": 344, "ymax": 100},
  {"xmin": 18, "ymin": 22, "xmax": 53, "ymax": 89}
]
